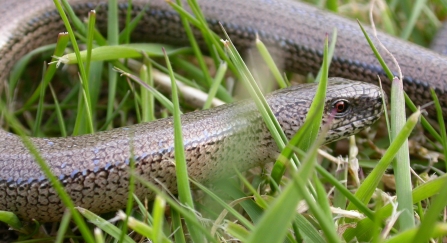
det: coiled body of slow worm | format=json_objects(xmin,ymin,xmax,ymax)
[{"xmin": 1, "ymin": 0, "xmax": 440, "ymax": 222}]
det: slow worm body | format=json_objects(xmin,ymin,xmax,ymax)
[
  {"xmin": 0, "ymin": 0, "xmax": 439, "ymax": 221},
  {"xmin": 0, "ymin": 79, "xmax": 383, "ymax": 222}
]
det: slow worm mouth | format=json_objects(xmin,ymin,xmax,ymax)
[{"xmin": 323, "ymin": 111, "xmax": 382, "ymax": 144}]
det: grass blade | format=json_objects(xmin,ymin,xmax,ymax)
[
  {"xmin": 347, "ymin": 110, "xmax": 420, "ymax": 209},
  {"xmin": 163, "ymin": 48, "xmax": 204, "ymax": 242},
  {"xmin": 390, "ymin": 76, "xmax": 414, "ymax": 230}
]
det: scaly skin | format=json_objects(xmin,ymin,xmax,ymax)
[
  {"xmin": 6, "ymin": 0, "xmax": 441, "ymax": 222},
  {"xmin": 0, "ymin": 77, "xmax": 383, "ymax": 221}
]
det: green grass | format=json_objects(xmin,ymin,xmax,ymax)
[{"xmin": 1, "ymin": 0, "xmax": 447, "ymax": 242}]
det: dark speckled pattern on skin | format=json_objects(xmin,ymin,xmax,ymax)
[
  {"xmin": 0, "ymin": 78, "xmax": 384, "ymax": 222},
  {"xmin": 0, "ymin": 0, "xmax": 410, "ymax": 222}
]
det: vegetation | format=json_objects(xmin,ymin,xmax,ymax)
[{"xmin": 1, "ymin": 0, "xmax": 447, "ymax": 242}]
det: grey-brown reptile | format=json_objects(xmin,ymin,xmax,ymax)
[{"xmin": 0, "ymin": 0, "xmax": 439, "ymax": 222}]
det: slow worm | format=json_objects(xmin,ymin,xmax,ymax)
[{"xmin": 1, "ymin": 0, "xmax": 439, "ymax": 222}]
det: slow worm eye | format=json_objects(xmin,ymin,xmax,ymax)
[{"xmin": 332, "ymin": 99, "xmax": 350, "ymax": 114}]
